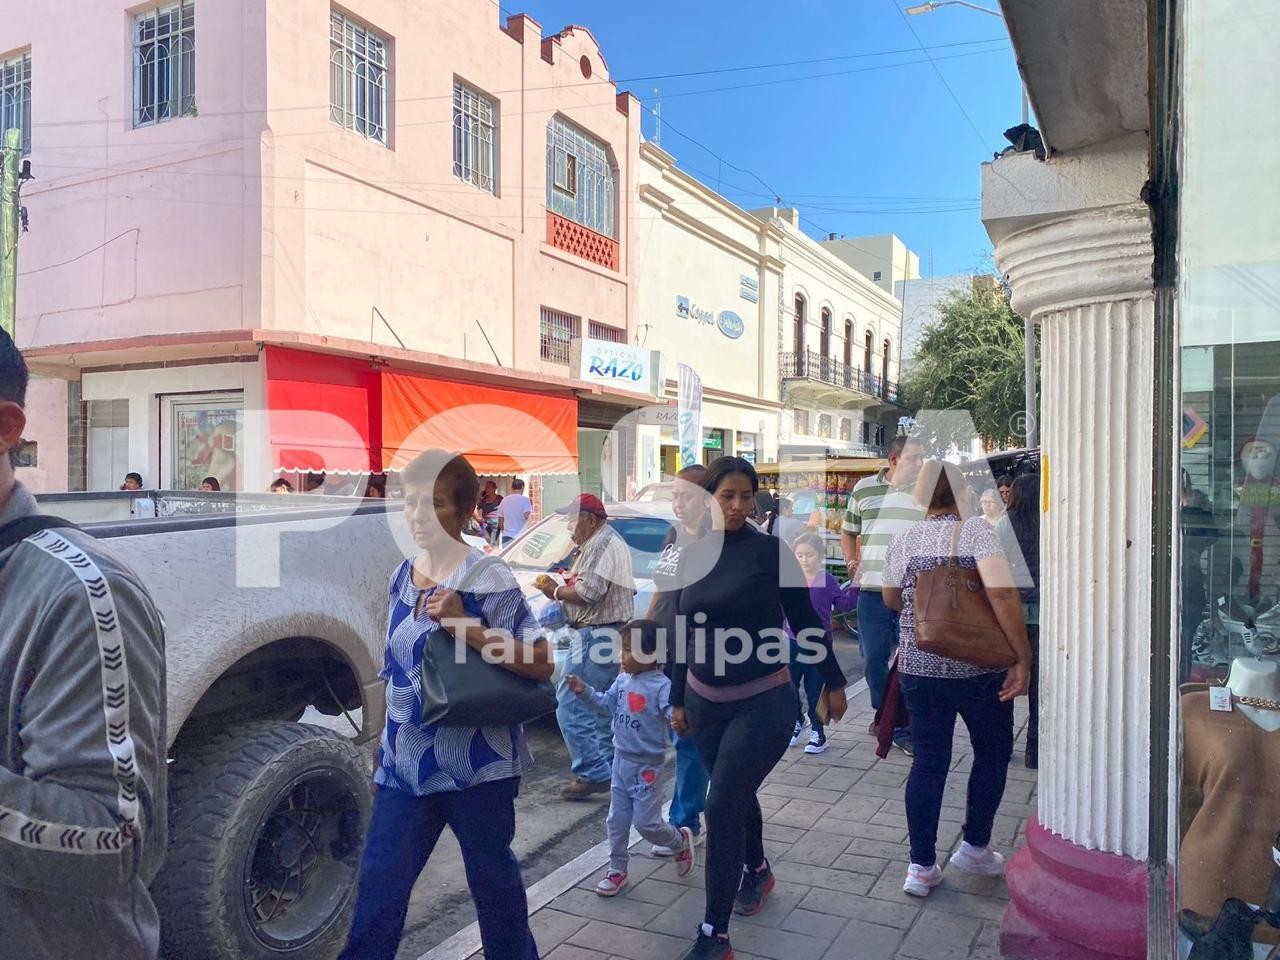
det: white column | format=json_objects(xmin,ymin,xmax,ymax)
[{"xmin": 996, "ymin": 202, "xmax": 1155, "ymax": 859}]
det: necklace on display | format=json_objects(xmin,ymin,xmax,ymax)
[{"xmin": 1237, "ymin": 694, "xmax": 1280, "ymax": 711}]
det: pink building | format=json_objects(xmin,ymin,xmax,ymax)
[{"xmin": 5, "ymin": 1, "xmax": 654, "ymax": 497}]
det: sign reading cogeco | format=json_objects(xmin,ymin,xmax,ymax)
[{"xmin": 575, "ymin": 338, "xmax": 659, "ymax": 395}]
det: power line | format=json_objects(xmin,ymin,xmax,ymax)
[
  {"xmin": 884, "ymin": 0, "xmax": 996, "ymax": 152},
  {"xmin": 26, "ymin": 37, "xmax": 1009, "ymax": 132}
]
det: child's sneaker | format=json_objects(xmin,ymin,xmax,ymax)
[
  {"xmin": 949, "ymin": 841, "xmax": 1006, "ymax": 876},
  {"xmin": 596, "ymin": 870, "xmax": 628, "ymax": 897},
  {"xmin": 804, "ymin": 729, "xmax": 828, "ymax": 754},
  {"xmin": 902, "ymin": 863, "xmax": 943, "ymax": 897},
  {"xmin": 653, "ymin": 828, "xmax": 703, "ymax": 857},
  {"xmin": 673, "ymin": 826, "xmax": 696, "ymax": 877},
  {"xmin": 789, "ymin": 717, "xmax": 809, "ymax": 747}
]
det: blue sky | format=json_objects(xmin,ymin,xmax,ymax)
[{"xmin": 510, "ymin": 0, "xmax": 1024, "ymax": 276}]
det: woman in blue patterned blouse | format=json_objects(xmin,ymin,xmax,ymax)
[{"xmin": 340, "ymin": 449, "xmax": 553, "ymax": 960}]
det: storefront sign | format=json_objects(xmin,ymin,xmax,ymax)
[
  {"xmin": 717, "ymin": 310, "xmax": 745, "ymax": 340},
  {"xmin": 703, "ymin": 429, "xmax": 723, "ymax": 450},
  {"xmin": 677, "ymin": 363, "xmax": 703, "ymax": 469},
  {"xmin": 676, "ymin": 295, "xmax": 715, "ymax": 327},
  {"xmin": 740, "ymin": 274, "xmax": 760, "ymax": 303},
  {"xmin": 574, "ymin": 338, "xmax": 659, "ymax": 395}
]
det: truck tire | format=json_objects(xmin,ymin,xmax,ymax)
[{"xmin": 155, "ymin": 722, "xmax": 371, "ymax": 960}]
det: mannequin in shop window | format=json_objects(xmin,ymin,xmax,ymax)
[
  {"xmin": 1180, "ymin": 655, "xmax": 1280, "ymax": 947},
  {"xmin": 1236, "ymin": 437, "xmax": 1280, "ymax": 601}
]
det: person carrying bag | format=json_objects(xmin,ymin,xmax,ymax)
[
  {"xmin": 340, "ymin": 449, "xmax": 551, "ymax": 960},
  {"xmin": 881, "ymin": 459, "xmax": 1031, "ymax": 902}
]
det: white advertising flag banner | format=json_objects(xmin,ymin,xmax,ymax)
[{"xmin": 677, "ymin": 363, "xmax": 703, "ymax": 469}]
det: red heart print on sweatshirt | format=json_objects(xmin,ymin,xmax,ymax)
[
  {"xmin": 641, "ymin": 769, "xmax": 658, "ymax": 785},
  {"xmin": 626, "ymin": 691, "xmax": 647, "ymax": 713}
]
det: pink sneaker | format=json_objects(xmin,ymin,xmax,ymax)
[
  {"xmin": 949, "ymin": 842, "xmax": 1006, "ymax": 877},
  {"xmin": 596, "ymin": 870, "xmax": 627, "ymax": 897},
  {"xmin": 903, "ymin": 863, "xmax": 943, "ymax": 897},
  {"xmin": 673, "ymin": 826, "xmax": 696, "ymax": 878}
]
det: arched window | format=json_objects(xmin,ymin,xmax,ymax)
[
  {"xmin": 863, "ymin": 331, "xmax": 873, "ymax": 372},
  {"xmin": 794, "ymin": 295, "xmax": 807, "ymax": 355},
  {"xmin": 843, "ymin": 319, "xmax": 853, "ymax": 367},
  {"xmin": 820, "ymin": 308, "xmax": 832, "ymax": 360},
  {"xmin": 882, "ymin": 338, "xmax": 891, "ymax": 385}
]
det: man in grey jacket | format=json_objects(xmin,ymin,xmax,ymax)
[{"xmin": 0, "ymin": 331, "xmax": 167, "ymax": 959}]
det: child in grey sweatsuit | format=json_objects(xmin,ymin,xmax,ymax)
[{"xmin": 567, "ymin": 619, "xmax": 694, "ymax": 896}]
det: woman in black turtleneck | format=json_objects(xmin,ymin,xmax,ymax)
[{"xmin": 669, "ymin": 457, "xmax": 848, "ymax": 960}]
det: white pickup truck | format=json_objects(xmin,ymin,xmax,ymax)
[{"xmin": 35, "ymin": 489, "xmax": 411, "ymax": 960}]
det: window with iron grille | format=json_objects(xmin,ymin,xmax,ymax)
[
  {"xmin": 839, "ymin": 418, "xmax": 852, "ymax": 442},
  {"xmin": 133, "ymin": 2, "xmax": 195, "ymax": 128},
  {"xmin": 330, "ymin": 10, "xmax": 388, "ymax": 145},
  {"xmin": 817, "ymin": 414, "xmax": 832, "ymax": 438},
  {"xmin": 453, "ymin": 81, "xmax": 495, "ymax": 193},
  {"xmin": 546, "ymin": 115, "xmax": 616, "ymax": 237},
  {"xmin": 793, "ymin": 409, "xmax": 810, "ymax": 435},
  {"xmin": 540, "ymin": 307, "xmax": 581, "ymax": 364},
  {"xmin": 587, "ymin": 320, "xmax": 625, "ymax": 344},
  {"xmin": 0, "ymin": 53, "xmax": 31, "ymax": 153}
]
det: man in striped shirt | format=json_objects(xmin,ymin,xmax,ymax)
[{"xmin": 841, "ymin": 435, "xmax": 925, "ymax": 752}]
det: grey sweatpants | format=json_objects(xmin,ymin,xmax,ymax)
[{"xmin": 609, "ymin": 754, "xmax": 683, "ymax": 872}]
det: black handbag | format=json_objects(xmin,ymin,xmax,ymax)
[{"xmin": 419, "ymin": 557, "xmax": 557, "ymax": 727}]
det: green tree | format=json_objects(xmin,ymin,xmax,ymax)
[{"xmin": 901, "ymin": 281, "xmax": 1036, "ymax": 449}]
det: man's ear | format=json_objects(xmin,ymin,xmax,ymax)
[{"xmin": 0, "ymin": 401, "xmax": 26, "ymax": 455}]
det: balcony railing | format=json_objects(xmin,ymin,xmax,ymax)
[
  {"xmin": 780, "ymin": 350, "xmax": 903, "ymax": 404},
  {"xmin": 546, "ymin": 211, "xmax": 619, "ymax": 271}
]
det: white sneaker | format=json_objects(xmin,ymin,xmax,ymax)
[
  {"xmin": 652, "ymin": 829, "xmax": 704, "ymax": 857},
  {"xmin": 804, "ymin": 729, "xmax": 828, "ymax": 754},
  {"xmin": 903, "ymin": 863, "xmax": 943, "ymax": 897},
  {"xmin": 789, "ymin": 717, "xmax": 809, "ymax": 747},
  {"xmin": 949, "ymin": 841, "xmax": 1006, "ymax": 876}
]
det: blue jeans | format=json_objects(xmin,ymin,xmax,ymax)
[
  {"xmin": 899, "ymin": 671, "xmax": 1015, "ymax": 868},
  {"xmin": 555, "ymin": 625, "xmax": 620, "ymax": 783},
  {"xmin": 340, "ymin": 779, "xmax": 538, "ymax": 960},
  {"xmin": 858, "ymin": 590, "xmax": 900, "ymax": 710},
  {"xmin": 668, "ymin": 729, "xmax": 709, "ymax": 833}
]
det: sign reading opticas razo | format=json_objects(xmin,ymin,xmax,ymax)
[{"xmin": 573, "ymin": 338, "xmax": 662, "ymax": 395}]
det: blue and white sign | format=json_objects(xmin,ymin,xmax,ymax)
[
  {"xmin": 577, "ymin": 338, "xmax": 658, "ymax": 395},
  {"xmin": 676, "ymin": 294, "xmax": 714, "ymax": 326},
  {"xmin": 740, "ymin": 274, "xmax": 760, "ymax": 303},
  {"xmin": 717, "ymin": 310, "xmax": 745, "ymax": 340}
]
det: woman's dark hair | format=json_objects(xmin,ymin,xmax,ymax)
[
  {"xmin": 402, "ymin": 449, "xmax": 481, "ymax": 515},
  {"xmin": 702, "ymin": 456, "xmax": 759, "ymax": 494},
  {"xmin": 622, "ymin": 618, "xmax": 662, "ymax": 659},
  {"xmin": 1006, "ymin": 472, "xmax": 1041, "ymax": 598},
  {"xmin": 793, "ymin": 531, "xmax": 825, "ymax": 553},
  {"xmin": 913, "ymin": 459, "xmax": 970, "ymax": 514},
  {"xmin": 201, "ymin": 476, "xmax": 221, "ymax": 491},
  {"xmin": 270, "ymin": 478, "xmax": 293, "ymax": 492},
  {"xmin": 676, "ymin": 463, "xmax": 707, "ymax": 483},
  {"xmin": 125, "ymin": 472, "xmax": 144, "ymax": 486}
]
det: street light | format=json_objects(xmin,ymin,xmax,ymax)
[{"xmin": 906, "ymin": 0, "xmax": 1038, "ymax": 449}]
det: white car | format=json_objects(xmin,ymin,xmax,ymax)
[{"xmin": 495, "ymin": 502, "xmax": 676, "ymax": 685}]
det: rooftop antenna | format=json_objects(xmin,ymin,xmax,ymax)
[{"xmin": 653, "ymin": 88, "xmax": 661, "ymax": 147}]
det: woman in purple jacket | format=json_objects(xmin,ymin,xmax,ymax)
[{"xmin": 786, "ymin": 532, "xmax": 858, "ymax": 754}]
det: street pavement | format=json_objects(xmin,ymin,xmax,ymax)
[{"xmin": 418, "ymin": 679, "xmax": 1035, "ymax": 960}]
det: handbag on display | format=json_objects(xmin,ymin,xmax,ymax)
[
  {"xmin": 914, "ymin": 522, "xmax": 1018, "ymax": 670},
  {"xmin": 420, "ymin": 556, "xmax": 558, "ymax": 727}
]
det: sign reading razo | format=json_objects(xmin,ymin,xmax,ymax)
[{"xmin": 575, "ymin": 338, "xmax": 659, "ymax": 395}]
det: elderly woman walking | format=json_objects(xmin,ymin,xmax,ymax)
[{"xmin": 881, "ymin": 459, "xmax": 1031, "ymax": 899}]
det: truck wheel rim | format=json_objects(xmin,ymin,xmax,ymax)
[{"xmin": 242, "ymin": 766, "xmax": 363, "ymax": 951}]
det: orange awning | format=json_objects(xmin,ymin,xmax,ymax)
[
  {"xmin": 266, "ymin": 347, "xmax": 379, "ymax": 474},
  {"xmin": 381, "ymin": 371, "xmax": 578, "ymax": 475}
]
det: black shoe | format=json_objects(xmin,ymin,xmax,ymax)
[
  {"xmin": 1180, "ymin": 898, "xmax": 1259, "ymax": 960},
  {"xmin": 1024, "ymin": 746, "xmax": 1038, "ymax": 770},
  {"xmin": 734, "ymin": 859, "xmax": 776, "ymax": 916},
  {"xmin": 893, "ymin": 731, "xmax": 914, "ymax": 757},
  {"xmin": 680, "ymin": 931, "xmax": 733, "ymax": 960}
]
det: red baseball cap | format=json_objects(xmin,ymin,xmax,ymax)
[{"xmin": 556, "ymin": 494, "xmax": 608, "ymax": 519}]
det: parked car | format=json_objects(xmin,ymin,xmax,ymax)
[{"xmin": 496, "ymin": 502, "xmax": 675, "ymax": 681}]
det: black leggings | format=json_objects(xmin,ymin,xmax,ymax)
[{"xmin": 686, "ymin": 682, "xmax": 795, "ymax": 935}]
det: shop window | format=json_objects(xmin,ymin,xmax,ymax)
[
  {"xmin": 587, "ymin": 320, "xmax": 626, "ymax": 344},
  {"xmin": 330, "ymin": 9, "xmax": 389, "ymax": 145},
  {"xmin": 453, "ymin": 80, "xmax": 495, "ymax": 193},
  {"xmin": 1, "ymin": 51, "xmax": 31, "ymax": 152},
  {"xmin": 133, "ymin": 1, "xmax": 195, "ymax": 128},
  {"xmin": 794, "ymin": 294, "xmax": 806, "ymax": 355},
  {"xmin": 539, "ymin": 306, "xmax": 580, "ymax": 364},
  {"xmin": 164, "ymin": 393, "xmax": 243, "ymax": 491}
]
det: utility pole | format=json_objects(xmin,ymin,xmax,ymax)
[{"xmin": 1, "ymin": 128, "xmax": 20, "ymax": 339}]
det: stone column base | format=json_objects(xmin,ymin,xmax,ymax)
[{"xmin": 1001, "ymin": 817, "xmax": 1147, "ymax": 960}]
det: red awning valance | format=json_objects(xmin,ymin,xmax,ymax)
[
  {"xmin": 266, "ymin": 347, "xmax": 379, "ymax": 474},
  {"xmin": 381, "ymin": 371, "xmax": 578, "ymax": 475}
]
